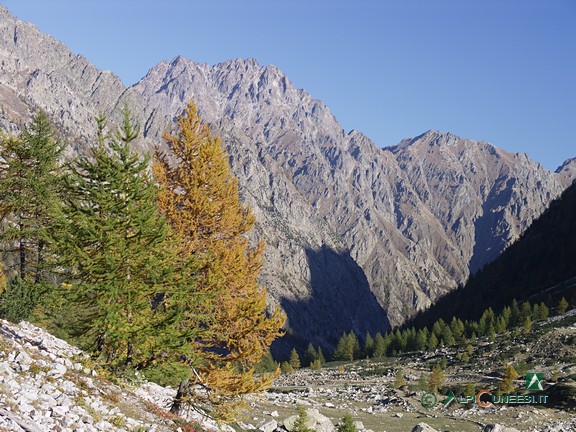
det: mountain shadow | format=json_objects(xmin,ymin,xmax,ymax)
[
  {"xmin": 410, "ymin": 181, "xmax": 576, "ymax": 328},
  {"xmin": 272, "ymin": 245, "xmax": 390, "ymax": 359},
  {"xmin": 469, "ymin": 177, "xmax": 515, "ymax": 274}
]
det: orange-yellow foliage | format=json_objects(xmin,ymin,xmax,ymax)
[{"xmin": 153, "ymin": 101, "xmax": 284, "ymax": 413}]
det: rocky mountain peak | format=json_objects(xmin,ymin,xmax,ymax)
[
  {"xmin": 556, "ymin": 157, "xmax": 576, "ymax": 184},
  {"xmin": 134, "ymin": 55, "xmax": 345, "ymax": 147},
  {"xmin": 0, "ymin": 5, "xmax": 574, "ymax": 344}
]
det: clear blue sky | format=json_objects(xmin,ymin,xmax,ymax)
[{"xmin": 3, "ymin": 0, "xmax": 575, "ymax": 170}]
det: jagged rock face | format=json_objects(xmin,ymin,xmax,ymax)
[
  {"xmin": 0, "ymin": 5, "xmax": 573, "ymax": 343},
  {"xmin": 133, "ymin": 57, "xmax": 571, "ymax": 328},
  {"xmin": 556, "ymin": 157, "xmax": 576, "ymax": 184},
  {"xmin": 0, "ymin": 6, "xmax": 149, "ymax": 155},
  {"xmin": 389, "ymin": 131, "xmax": 570, "ymax": 273}
]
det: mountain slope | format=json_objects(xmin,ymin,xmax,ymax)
[
  {"xmin": 0, "ymin": 5, "xmax": 573, "ymax": 344},
  {"xmin": 133, "ymin": 56, "xmax": 571, "ymax": 327},
  {"xmin": 411, "ymin": 181, "xmax": 576, "ymax": 325}
]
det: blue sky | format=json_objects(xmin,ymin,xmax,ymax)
[{"xmin": 3, "ymin": 0, "xmax": 575, "ymax": 170}]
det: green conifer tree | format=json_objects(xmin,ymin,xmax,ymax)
[
  {"xmin": 537, "ymin": 302, "xmax": 549, "ymax": 321},
  {"xmin": 334, "ymin": 333, "xmax": 352, "ymax": 361},
  {"xmin": 294, "ymin": 406, "xmax": 313, "ymax": 432},
  {"xmin": 337, "ymin": 413, "xmax": 357, "ymax": 432},
  {"xmin": 394, "ymin": 328, "xmax": 407, "ymax": 353},
  {"xmin": 418, "ymin": 374, "xmax": 429, "ymax": 391},
  {"xmin": 415, "ymin": 328, "xmax": 428, "ymax": 351},
  {"xmin": 53, "ymin": 110, "xmax": 182, "ymax": 369},
  {"xmin": 350, "ymin": 332, "xmax": 362, "ymax": 359},
  {"xmin": 523, "ymin": 316, "xmax": 532, "ymax": 335},
  {"xmin": 281, "ymin": 361, "xmax": 294, "ymax": 374},
  {"xmin": 519, "ymin": 301, "xmax": 532, "ymax": 324},
  {"xmin": 510, "ymin": 299, "xmax": 520, "ymax": 327},
  {"xmin": 304, "ymin": 343, "xmax": 318, "ymax": 366},
  {"xmin": 558, "ymin": 297, "xmax": 569, "ymax": 315},
  {"xmin": 440, "ymin": 325, "xmax": 456, "ymax": 346},
  {"xmin": 501, "ymin": 306, "xmax": 512, "ymax": 329},
  {"xmin": 495, "ymin": 316, "xmax": 507, "ymax": 334},
  {"xmin": 464, "ymin": 382, "xmax": 476, "ymax": 398},
  {"xmin": 431, "ymin": 319, "xmax": 446, "ymax": 338},
  {"xmin": 373, "ymin": 332, "xmax": 386, "ymax": 358},
  {"xmin": 427, "ymin": 332, "xmax": 439, "ymax": 350},
  {"xmin": 255, "ymin": 350, "xmax": 278, "ymax": 374},
  {"xmin": 450, "ymin": 317, "xmax": 465, "ymax": 342},
  {"xmin": 310, "ymin": 359, "xmax": 322, "ymax": 370},
  {"xmin": 317, "ymin": 346, "xmax": 326, "ymax": 364},
  {"xmin": 0, "ymin": 111, "xmax": 64, "ymax": 283},
  {"xmin": 364, "ymin": 332, "xmax": 374, "ymax": 358},
  {"xmin": 439, "ymin": 357, "xmax": 447, "ymax": 370}
]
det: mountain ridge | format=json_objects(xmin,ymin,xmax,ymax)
[
  {"xmin": 0, "ymin": 5, "xmax": 574, "ymax": 345},
  {"xmin": 409, "ymin": 181, "xmax": 576, "ymax": 327}
]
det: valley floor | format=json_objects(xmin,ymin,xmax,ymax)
[
  {"xmin": 244, "ymin": 311, "xmax": 576, "ymax": 432},
  {"xmin": 0, "ymin": 312, "xmax": 575, "ymax": 432}
]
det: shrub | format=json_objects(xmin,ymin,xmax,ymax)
[
  {"xmin": 0, "ymin": 278, "xmax": 43, "ymax": 323},
  {"xmin": 337, "ymin": 413, "xmax": 357, "ymax": 432}
]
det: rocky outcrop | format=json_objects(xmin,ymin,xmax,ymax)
[
  {"xmin": 412, "ymin": 423, "xmax": 439, "ymax": 432},
  {"xmin": 0, "ymin": 5, "xmax": 574, "ymax": 344},
  {"xmin": 556, "ymin": 157, "xmax": 576, "ymax": 184},
  {"xmin": 484, "ymin": 425, "xmax": 521, "ymax": 432},
  {"xmin": 283, "ymin": 408, "xmax": 334, "ymax": 432},
  {"xmin": 0, "ymin": 319, "xmax": 234, "ymax": 432}
]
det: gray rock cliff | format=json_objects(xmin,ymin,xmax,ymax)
[
  {"xmin": 133, "ymin": 56, "xmax": 571, "ymax": 328},
  {"xmin": 0, "ymin": 5, "xmax": 573, "ymax": 344}
]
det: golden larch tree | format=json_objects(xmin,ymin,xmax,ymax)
[{"xmin": 153, "ymin": 101, "xmax": 285, "ymax": 418}]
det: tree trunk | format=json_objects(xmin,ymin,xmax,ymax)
[
  {"xmin": 35, "ymin": 239, "xmax": 44, "ymax": 284},
  {"xmin": 19, "ymin": 237, "xmax": 25, "ymax": 281},
  {"xmin": 170, "ymin": 377, "xmax": 190, "ymax": 415}
]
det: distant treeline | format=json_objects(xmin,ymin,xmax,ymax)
[{"xmin": 275, "ymin": 296, "xmax": 570, "ymax": 368}]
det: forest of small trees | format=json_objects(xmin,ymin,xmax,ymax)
[
  {"xmin": 282, "ymin": 296, "xmax": 568, "ymax": 368},
  {"xmin": 332, "ymin": 295, "xmax": 571, "ymax": 363},
  {"xmin": 0, "ymin": 103, "xmax": 284, "ymax": 420}
]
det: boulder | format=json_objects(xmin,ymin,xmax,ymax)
[
  {"xmin": 412, "ymin": 423, "xmax": 439, "ymax": 432},
  {"xmin": 484, "ymin": 426, "xmax": 520, "ymax": 432},
  {"xmin": 260, "ymin": 420, "xmax": 278, "ymax": 432},
  {"xmin": 284, "ymin": 408, "xmax": 334, "ymax": 432}
]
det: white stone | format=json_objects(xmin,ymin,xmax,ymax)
[
  {"xmin": 260, "ymin": 419, "xmax": 278, "ymax": 432},
  {"xmin": 95, "ymin": 420, "xmax": 113, "ymax": 431},
  {"xmin": 51, "ymin": 363, "xmax": 67, "ymax": 376},
  {"xmin": 51, "ymin": 405, "xmax": 69, "ymax": 417},
  {"xmin": 0, "ymin": 362, "xmax": 14, "ymax": 378},
  {"xmin": 412, "ymin": 423, "xmax": 439, "ymax": 432}
]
